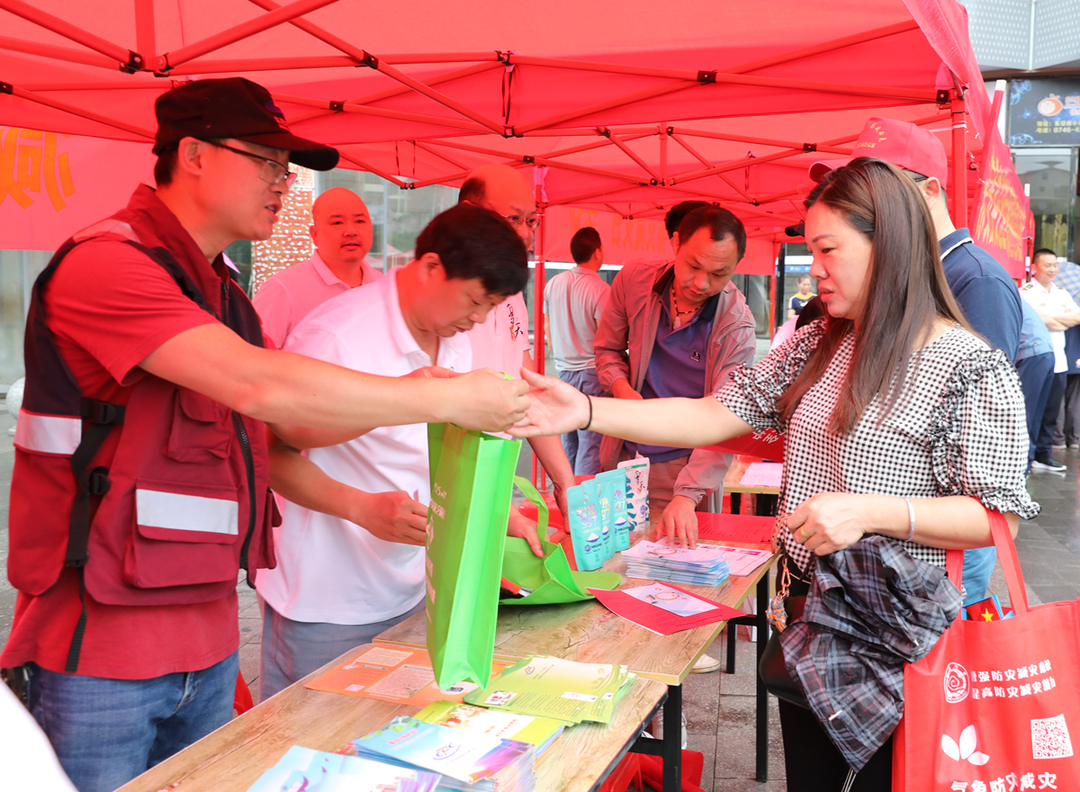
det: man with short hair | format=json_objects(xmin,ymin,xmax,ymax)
[
  {"xmin": 810, "ymin": 116, "xmax": 1024, "ymax": 606},
  {"xmin": 543, "ymin": 226, "xmax": 610, "ymax": 475},
  {"xmin": 0, "ymin": 78, "xmax": 528, "ymax": 792},
  {"xmin": 1021, "ymin": 249, "xmax": 1080, "ymax": 473},
  {"xmin": 256, "ymin": 203, "xmax": 535, "ymax": 701},
  {"xmin": 254, "ymin": 186, "xmax": 381, "ymax": 348},
  {"xmin": 460, "ymin": 163, "xmax": 576, "ymax": 523},
  {"xmin": 595, "ymin": 205, "xmax": 756, "ymax": 545}
]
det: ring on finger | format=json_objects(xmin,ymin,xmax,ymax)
[{"xmin": 800, "ymin": 526, "xmax": 808, "ymax": 539}]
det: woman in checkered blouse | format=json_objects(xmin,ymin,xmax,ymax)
[{"xmin": 515, "ymin": 156, "xmax": 1037, "ymax": 790}]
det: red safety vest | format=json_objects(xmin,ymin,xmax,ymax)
[{"xmin": 9, "ymin": 220, "xmax": 277, "ymax": 622}]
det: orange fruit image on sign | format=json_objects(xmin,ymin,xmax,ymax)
[{"xmin": 1038, "ymin": 95, "xmax": 1064, "ymax": 116}]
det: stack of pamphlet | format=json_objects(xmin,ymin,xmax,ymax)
[
  {"xmin": 464, "ymin": 655, "xmax": 635, "ymax": 725},
  {"xmin": 244, "ymin": 745, "xmax": 441, "ymax": 792},
  {"xmin": 352, "ymin": 716, "xmax": 536, "ymax": 792},
  {"xmin": 619, "ymin": 539, "xmax": 731, "ymax": 586},
  {"xmin": 414, "ymin": 701, "xmax": 564, "ymax": 762}
]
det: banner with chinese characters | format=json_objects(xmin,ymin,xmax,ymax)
[
  {"xmin": 971, "ymin": 122, "xmax": 1029, "ymax": 279},
  {"xmin": 0, "ymin": 127, "xmax": 154, "ymax": 251}
]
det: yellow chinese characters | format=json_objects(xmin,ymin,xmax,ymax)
[{"xmin": 0, "ymin": 127, "xmax": 75, "ymax": 211}]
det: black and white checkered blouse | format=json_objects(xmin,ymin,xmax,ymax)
[{"xmin": 715, "ymin": 319, "xmax": 1040, "ymax": 577}]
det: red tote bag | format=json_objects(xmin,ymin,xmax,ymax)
[{"xmin": 893, "ymin": 509, "xmax": 1080, "ymax": 791}]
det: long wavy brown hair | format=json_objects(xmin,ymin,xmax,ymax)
[{"xmin": 776, "ymin": 157, "xmax": 970, "ymax": 435}]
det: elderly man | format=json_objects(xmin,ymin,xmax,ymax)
[
  {"xmin": 254, "ymin": 187, "xmax": 381, "ymax": 348},
  {"xmin": 460, "ymin": 163, "xmax": 576, "ymax": 524},
  {"xmin": 1, "ymin": 78, "xmax": 527, "ymax": 792},
  {"xmin": 810, "ymin": 116, "xmax": 1024, "ymax": 607}
]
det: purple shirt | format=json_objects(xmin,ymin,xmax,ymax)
[{"xmin": 627, "ymin": 289, "xmax": 717, "ymax": 462}]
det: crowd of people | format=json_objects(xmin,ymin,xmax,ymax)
[{"xmin": 0, "ymin": 76, "xmax": 1054, "ymax": 792}]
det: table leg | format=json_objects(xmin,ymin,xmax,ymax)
[
  {"xmin": 627, "ymin": 684, "xmax": 682, "ymax": 792},
  {"xmin": 755, "ymin": 572, "xmax": 770, "ymax": 782},
  {"xmin": 662, "ymin": 683, "xmax": 682, "ymax": 792}
]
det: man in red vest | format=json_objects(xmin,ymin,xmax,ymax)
[{"xmin": 2, "ymin": 77, "xmax": 528, "ymax": 792}]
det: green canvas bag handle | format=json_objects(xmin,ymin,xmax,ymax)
[{"xmin": 500, "ymin": 476, "xmax": 620, "ymax": 605}]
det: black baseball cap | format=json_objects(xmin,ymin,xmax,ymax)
[{"xmin": 153, "ymin": 77, "xmax": 339, "ymax": 171}]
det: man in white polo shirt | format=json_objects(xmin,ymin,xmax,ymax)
[
  {"xmin": 255, "ymin": 203, "xmax": 533, "ymax": 700},
  {"xmin": 1020, "ymin": 248, "xmax": 1080, "ymax": 472},
  {"xmin": 254, "ymin": 187, "xmax": 381, "ymax": 348}
]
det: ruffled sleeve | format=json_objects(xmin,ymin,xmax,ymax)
[
  {"xmin": 929, "ymin": 348, "xmax": 1040, "ymax": 518},
  {"xmin": 714, "ymin": 318, "xmax": 829, "ymax": 432}
]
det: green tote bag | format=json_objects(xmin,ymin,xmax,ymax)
[
  {"xmin": 425, "ymin": 423, "xmax": 521, "ymax": 689},
  {"xmin": 500, "ymin": 476, "xmax": 621, "ymax": 606}
]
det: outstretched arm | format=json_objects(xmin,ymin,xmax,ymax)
[
  {"xmin": 141, "ymin": 324, "xmax": 530, "ymax": 435},
  {"xmin": 511, "ymin": 367, "xmax": 753, "ymax": 448}
]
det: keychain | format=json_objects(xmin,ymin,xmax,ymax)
[
  {"xmin": 766, "ymin": 556, "xmax": 792, "ymax": 633},
  {"xmin": 766, "ymin": 514, "xmax": 792, "ymax": 632}
]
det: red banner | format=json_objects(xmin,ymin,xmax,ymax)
[
  {"xmin": 971, "ymin": 124, "xmax": 1029, "ymax": 279},
  {"xmin": 0, "ymin": 127, "xmax": 154, "ymax": 251}
]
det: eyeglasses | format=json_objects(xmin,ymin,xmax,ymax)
[
  {"xmin": 502, "ymin": 213, "xmax": 540, "ymax": 231},
  {"xmin": 209, "ymin": 141, "xmax": 297, "ymax": 190}
]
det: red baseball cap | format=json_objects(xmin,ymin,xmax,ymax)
[
  {"xmin": 809, "ymin": 117, "xmax": 947, "ymax": 186},
  {"xmin": 153, "ymin": 78, "xmax": 339, "ymax": 171}
]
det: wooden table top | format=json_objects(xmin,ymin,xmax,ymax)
[
  {"xmin": 376, "ymin": 534, "xmax": 776, "ymax": 686},
  {"xmin": 116, "ymin": 646, "xmax": 668, "ymax": 792},
  {"xmin": 722, "ymin": 455, "xmax": 782, "ymax": 495}
]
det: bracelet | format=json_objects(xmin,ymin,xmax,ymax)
[
  {"xmin": 902, "ymin": 497, "xmax": 916, "ymax": 542},
  {"xmin": 582, "ymin": 395, "xmax": 594, "ymax": 431}
]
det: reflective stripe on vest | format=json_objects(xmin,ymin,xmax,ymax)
[
  {"xmin": 14, "ymin": 409, "xmax": 82, "ymax": 455},
  {"xmin": 135, "ymin": 489, "xmax": 239, "ymax": 536}
]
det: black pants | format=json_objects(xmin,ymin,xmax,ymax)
[
  {"xmin": 1037, "ymin": 371, "xmax": 1067, "ymax": 457},
  {"xmin": 779, "ymin": 701, "xmax": 894, "ymax": 791},
  {"xmin": 1055, "ymin": 372, "xmax": 1080, "ymax": 446}
]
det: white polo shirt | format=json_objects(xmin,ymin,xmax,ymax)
[
  {"xmin": 1019, "ymin": 280, "xmax": 1080, "ymax": 374},
  {"xmin": 253, "ymin": 251, "xmax": 383, "ymax": 349},
  {"xmin": 466, "ymin": 291, "xmax": 531, "ymax": 374},
  {"xmin": 255, "ymin": 267, "xmax": 471, "ymax": 625}
]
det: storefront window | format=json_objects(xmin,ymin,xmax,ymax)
[{"xmin": 1012, "ymin": 148, "xmax": 1079, "ymax": 261}]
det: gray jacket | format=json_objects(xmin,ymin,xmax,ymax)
[{"xmin": 594, "ymin": 259, "xmax": 757, "ymax": 502}]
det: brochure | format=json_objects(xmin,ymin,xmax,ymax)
[
  {"xmin": 463, "ymin": 655, "xmax": 635, "ymax": 725},
  {"xmin": 244, "ymin": 745, "xmax": 442, "ymax": 792},
  {"xmin": 412, "ymin": 701, "xmax": 564, "ymax": 760},
  {"xmin": 620, "ymin": 539, "xmax": 731, "ymax": 586},
  {"xmin": 306, "ymin": 646, "xmax": 514, "ymax": 707},
  {"xmin": 352, "ymin": 716, "xmax": 535, "ymax": 792}
]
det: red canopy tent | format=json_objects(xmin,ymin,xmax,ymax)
[
  {"xmin": 0, "ymin": 0, "xmax": 1031, "ymax": 490},
  {"xmin": 0, "ymin": 0, "xmax": 1028, "ymax": 282}
]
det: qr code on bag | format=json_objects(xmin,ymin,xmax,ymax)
[{"xmin": 1031, "ymin": 714, "xmax": 1074, "ymax": 759}]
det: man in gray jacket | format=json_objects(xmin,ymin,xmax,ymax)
[{"xmin": 595, "ymin": 204, "xmax": 756, "ymax": 550}]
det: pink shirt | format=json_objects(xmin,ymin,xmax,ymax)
[
  {"xmin": 466, "ymin": 292, "xmax": 532, "ymax": 374},
  {"xmin": 253, "ymin": 251, "xmax": 383, "ymax": 348}
]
